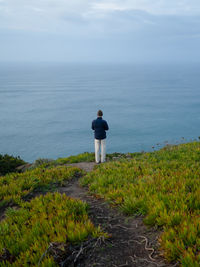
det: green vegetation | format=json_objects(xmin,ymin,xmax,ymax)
[
  {"xmin": 29, "ymin": 153, "xmax": 95, "ymax": 170},
  {"xmin": 30, "ymin": 152, "xmax": 133, "ymax": 170},
  {"xmin": 55, "ymin": 152, "xmax": 95, "ymax": 164},
  {"xmin": 1, "ymin": 142, "xmax": 199, "ymax": 266},
  {"xmin": 0, "ymin": 154, "xmax": 25, "ymax": 176},
  {"xmin": 0, "ymin": 166, "xmax": 84, "ymax": 209},
  {"xmin": 55, "ymin": 152, "xmax": 132, "ymax": 164},
  {"xmin": 0, "ymin": 192, "xmax": 106, "ymax": 266},
  {"xmin": 80, "ymin": 142, "xmax": 200, "ymax": 266},
  {"xmin": 0, "ymin": 163, "xmax": 106, "ymax": 266}
]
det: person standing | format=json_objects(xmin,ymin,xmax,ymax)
[{"xmin": 92, "ymin": 110, "xmax": 109, "ymax": 163}]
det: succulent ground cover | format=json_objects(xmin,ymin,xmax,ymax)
[
  {"xmin": 81, "ymin": 142, "xmax": 200, "ymax": 266},
  {"xmin": 0, "ymin": 192, "xmax": 106, "ymax": 266},
  {"xmin": 30, "ymin": 153, "xmax": 95, "ymax": 169},
  {"xmin": 0, "ymin": 166, "xmax": 84, "ymax": 209},
  {"xmin": 30, "ymin": 152, "xmax": 133, "ymax": 170}
]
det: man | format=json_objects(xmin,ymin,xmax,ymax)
[{"xmin": 92, "ymin": 110, "xmax": 109, "ymax": 163}]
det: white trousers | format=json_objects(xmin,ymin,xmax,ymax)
[{"xmin": 95, "ymin": 139, "xmax": 106, "ymax": 163}]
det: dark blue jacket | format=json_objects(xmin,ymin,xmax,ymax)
[{"xmin": 92, "ymin": 117, "xmax": 109, "ymax": 140}]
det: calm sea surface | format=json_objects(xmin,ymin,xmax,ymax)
[{"xmin": 0, "ymin": 63, "xmax": 200, "ymax": 162}]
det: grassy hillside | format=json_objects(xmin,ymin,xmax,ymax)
[
  {"xmin": 1, "ymin": 142, "xmax": 199, "ymax": 266},
  {"xmin": 0, "ymin": 166, "xmax": 106, "ymax": 266},
  {"xmin": 30, "ymin": 152, "xmax": 130, "ymax": 169},
  {"xmin": 81, "ymin": 142, "xmax": 200, "ymax": 266},
  {"xmin": 0, "ymin": 166, "xmax": 84, "ymax": 209},
  {"xmin": 0, "ymin": 193, "xmax": 106, "ymax": 266}
]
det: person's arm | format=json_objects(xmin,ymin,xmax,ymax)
[
  {"xmin": 104, "ymin": 121, "xmax": 109, "ymax": 131},
  {"xmin": 92, "ymin": 120, "xmax": 95, "ymax": 130}
]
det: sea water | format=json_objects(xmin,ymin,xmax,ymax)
[{"xmin": 0, "ymin": 62, "xmax": 200, "ymax": 162}]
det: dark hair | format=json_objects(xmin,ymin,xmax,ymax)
[{"xmin": 97, "ymin": 110, "xmax": 103, "ymax": 117}]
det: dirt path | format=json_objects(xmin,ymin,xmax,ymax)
[
  {"xmin": 66, "ymin": 162, "xmax": 96, "ymax": 173},
  {"xmin": 56, "ymin": 162, "xmax": 175, "ymax": 267}
]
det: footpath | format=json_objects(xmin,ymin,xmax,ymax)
[{"xmin": 56, "ymin": 162, "xmax": 175, "ymax": 267}]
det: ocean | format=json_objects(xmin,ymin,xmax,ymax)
[{"xmin": 0, "ymin": 62, "xmax": 200, "ymax": 162}]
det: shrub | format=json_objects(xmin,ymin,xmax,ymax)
[
  {"xmin": 29, "ymin": 158, "xmax": 55, "ymax": 169},
  {"xmin": 0, "ymin": 154, "xmax": 25, "ymax": 176}
]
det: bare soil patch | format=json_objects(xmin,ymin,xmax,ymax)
[{"xmin": 65, "ymin": 162, "xmax": 96, "ymax": 173}]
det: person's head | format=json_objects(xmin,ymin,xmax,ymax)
[{"xmin": 97, "ymin": 110, "xmax": 103, "ymax": 117}]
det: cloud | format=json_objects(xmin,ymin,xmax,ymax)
[
  {"xmin": 0, "ymin": 0, "xmax": 200, "ymax": 33},
  {"xmin": 0, "ymin": 1, "xmax": 200, "ymax": 37},
  {"xmin": 0, "ymin": 0, "xmax": 92, "ymax": 32},
  {"xmin": 91, "ymin": 0, "xmax": 200, "ymax": 16},
  {"xmin": 0, "ymin": 0, "xmax": 200, "ymax": 62}
]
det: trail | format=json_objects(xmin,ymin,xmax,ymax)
[{"xmin": 56, "ymin": 162, "xmax": 175, "ymax": 267}]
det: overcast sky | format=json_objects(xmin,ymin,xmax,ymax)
[{"xmin": 0, "ymin": 0, "xmax": 200, "ymax": 63}]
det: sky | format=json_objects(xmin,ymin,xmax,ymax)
[{"xmin": 0, "ymin": 0, "xmax": 200, "ymax": 63}]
